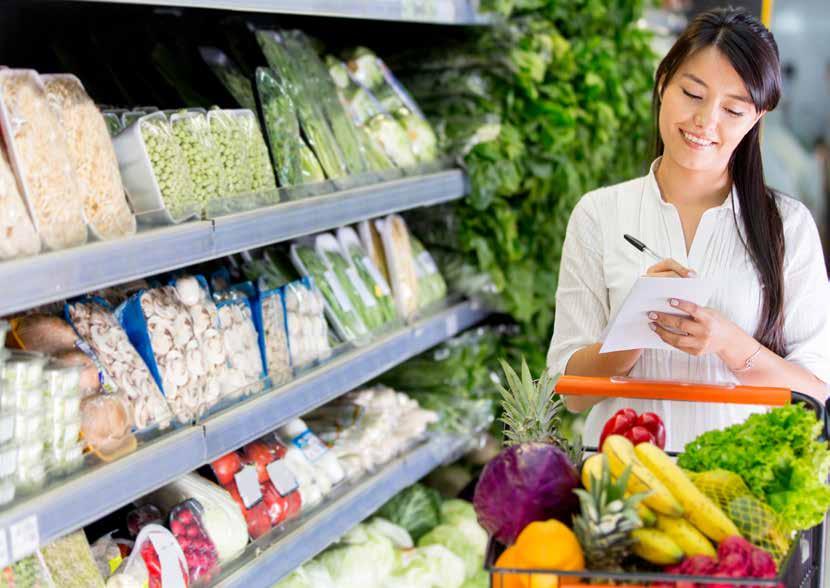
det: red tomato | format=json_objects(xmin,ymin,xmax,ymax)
[
  {"xmin": 261, "ymin": 482, "xmax": 289, "ymax": 527},
  {"xmin": 284, "ymin": 488, "xmax": 302, "ymax": 520},
  {"xmin": 211, "ymin": 452, "xmax": 242, "ymax": 486},
  {"xmin": 224, "ymin": 483, "xmax": 271, "ymax": 539},
  {"xmin": 244, "ymin": 441, "xmax": 276, "ymax": 483}
]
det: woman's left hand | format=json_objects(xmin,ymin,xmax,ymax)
[{"xmin": 648, "ymin": 298, "xmax": 748, "ymax": 357}]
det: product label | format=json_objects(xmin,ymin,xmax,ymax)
[
  {"xmin": 9, "ymin": 516, "xmax": 38, "ymax": 562},
  {"xmin": 324, "ymin": 271, "xmax": 353, "ymax": 313},
  {"xmin": 267, "ymin": 460, "xmax": 299, "ymax": 497},
  {"xmin": 234, "ymin": 465, "xmax": 263, "ymax": 509},
  {"xmin": 417, "ymin": 251, "xmax": 439, "ymax": 275},
  {"xmin": 148, "ymin": 532, "xmax": 187, "ymax": 588},
  {"xmin": 362, "ymin": 257, "xmax": 391, "ymax": 296},
  {"xmin": 346, "ymin": 267, "xmax": 377, "ymax": 308},
  {"xmin": 0, "ymin": 529, "xmax": 9, "ymax": 568},
  {"xmin": 291, "ymin": 430, "xmax": 329, "ymax": 463}
]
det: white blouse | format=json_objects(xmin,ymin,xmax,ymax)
[{"xmin": 547, "ymin": 159, "xmax": 830, "ymax": 452}]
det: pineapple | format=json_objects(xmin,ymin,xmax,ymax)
[
  {"xmin": 573, "ymin": 456, "xmax": 645, "ymax": 572},
  {"xmin": 498, "ymin": 359, "xmax": 580, "ymax": 463}
]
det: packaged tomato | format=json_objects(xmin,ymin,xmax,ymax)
[
  {"xmin": 243, "ymin": 437, "xmax": 302, "ymax": 522},
  {"xmin": 224, "ymin": 482, "xmax": 271, "ymax": 540},
  {"xmin": 210, "ymin": 451, "xmax": 242, "ymax": 486},
  {"xmin": 169, "ymin": 499, "xmax": 220, "ymax": 584}
]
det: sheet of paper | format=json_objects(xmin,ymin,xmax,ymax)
[{"xmin": 600, "ymin": 277, "xmax": 716, "ymax": 353}]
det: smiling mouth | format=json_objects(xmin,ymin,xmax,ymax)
[{"xmin": 680, "ymin": 129, "xmax": 716, "ymax": 148}]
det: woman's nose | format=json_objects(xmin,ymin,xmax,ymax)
[{"xmin": 694, "ymin": 102, "xmax": 719, "ymax": 129}]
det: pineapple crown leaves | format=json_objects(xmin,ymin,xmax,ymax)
[
  {"xmin": 497, "ymin": 357, "xmax": 565, "ymax": 447},
  {"xmin": 573, "ymin": 458, "xmax": 646, "ymax": 528}
]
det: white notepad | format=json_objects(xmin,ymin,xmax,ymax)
[{"xmin": 600, "ymin": 277, "xmax": 716, "ymax": 353}]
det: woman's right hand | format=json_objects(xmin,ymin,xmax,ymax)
[{"xmin": 646, "ymin": 258, "xmax": 697, "ymax": 278}]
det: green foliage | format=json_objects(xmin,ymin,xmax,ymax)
[{"xmin": 402, "ymin": 3, "xmax": 656, "ymax": 342}]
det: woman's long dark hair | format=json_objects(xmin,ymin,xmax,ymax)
[{"xmin": 653, "ymin": 8, "xmax": 786, "ymax": 356}]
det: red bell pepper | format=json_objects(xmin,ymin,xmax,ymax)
[{"xmin": 599, "ymin": 409, "xmax": 665, "ymax": 449}]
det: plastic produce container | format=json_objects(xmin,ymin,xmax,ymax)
[
  {"xmin": 0, "ymin": 136, "xmax": 41, "ymax": 260},
  {"xmin": 112, "ymin": 111, "xmax": 199, "ymax": 225},
  {"xmin": 41, "ymin": 73, "xmax": 137, "ymax": 241},
  {"xmin": 0, "ymin": 69, "xmax": 88, "ymax": 250}
]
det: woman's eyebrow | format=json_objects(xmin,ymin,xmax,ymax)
[{"xmin": 681, "ymin": 72, "xmax": 753, "ymax": 103}]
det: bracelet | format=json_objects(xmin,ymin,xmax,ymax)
[{"xmin": 731, "ymin": 344, "xmax": 763, "ymax": 373}]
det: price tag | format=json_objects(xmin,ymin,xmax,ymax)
[
  {"xmin": 346, "ymin": 267, "xmax": 377, "ymax": 308},
  {"xmin": 267, "ymin": 460, "xmax": 299, "ymax": 497},
  {"xmin": 0, "ymin": 528, "xmax": 9, "ymax": 568},
  {"xmin": 148, "ymin": 531, "xmax": 187, "ymax": 588},
  {"xmin": 292, "ymin": 430, "xmax": 328, "ymax": 463},
  {"xmin": 362, "ymin": 257, "xmax": 391, "ymax": 296},
  {"xmin": 234, "ymin": 466, "xmax": 263, "ymax": 509},
  {"xmin": 9, "ymin": 516, "xmax": 38, "ymax": 562},
  {"xmin": 324, "ymin": 271, "xmax": 353, "ymax": 313}
]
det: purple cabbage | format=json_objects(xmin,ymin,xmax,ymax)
[{"xmin": 473, "ymin": 442, "xmax": 580, "ymax": 545}]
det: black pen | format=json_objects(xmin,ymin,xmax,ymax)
[{"xmin": 623, "ymin": 234, "xmax": 665, "ymax": 263}]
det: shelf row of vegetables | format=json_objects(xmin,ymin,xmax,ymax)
[
  {"xmin": 0, "ymin": 25, "xmax": 441, "ymax": 260},
  {"xmin": 0, "ymin": 214, "xmax": 447, "ymax": 507},
  {"xmin": 471, "ymin": 364, "xmax": 830, "ymax": 586},
  {"xmin": 0, "ymin": 376, "xmax": 479, "ymax": 588}
]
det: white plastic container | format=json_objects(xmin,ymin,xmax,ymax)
[
  {"xmin": 279, "ymin": 418, "xmax": 345, "ymax": 488},
  {"xmin": 0, "ymin": 69, "xmax": 88, "ymax": 250},
  {"xmin": 112, "ymin": 111, "xmax": 199, "ymax": 225}
]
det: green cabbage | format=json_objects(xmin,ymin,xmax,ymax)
[
  {"xmin": 377, "ymin": 483, "xmax": 442, "ymax": 542},
  {"xmin": 417, "ymin": 524, "xmax": 479, "ymax": 579},
  {"xmin": 388, "ymin": 544, "xmax": 466, "ymax": 588}
]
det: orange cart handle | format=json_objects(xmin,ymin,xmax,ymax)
[{"xmin": 555, "ymin": 375, "xmax": 791, "ymax": 406}]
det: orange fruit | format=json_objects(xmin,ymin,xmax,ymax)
[{"xmin": 494, "ymin": 546, "xmax": 529, "ymax": 588}]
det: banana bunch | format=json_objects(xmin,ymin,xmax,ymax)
[{"xmin": 589, "ymin": 435, "xmax": 741, "ymax": 566}]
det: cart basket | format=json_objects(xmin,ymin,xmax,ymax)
[{"xmin": 485, "ymin": 376, "xmax": 829, "ymax": 588}]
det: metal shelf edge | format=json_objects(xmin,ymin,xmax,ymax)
[
  {"xmin": 70, "ymin": 0, "xmax": 495, "ymax": 24},
  {"xmin": 0, "ymin": 170, "xmax": 466, "ymax": 317},
  {"xmin": 214, "ymin": 433, "xmax": 471, "ymax": 588},
  {"xmin": 201, "ymin": 299, "xmax": 488, "ymax": 460},
  {"xmin": 0, "ymin": 426, "xmax": 205, "ymax": 547}
]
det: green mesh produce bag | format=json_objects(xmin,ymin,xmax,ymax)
[{"xmin": 687, "ymin": 469, "xmax": 793, "ymax": 563}]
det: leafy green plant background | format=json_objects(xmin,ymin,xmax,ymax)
[{"xmin": 401, "ymin": 0, "xmax": 656, "ymax": 368}]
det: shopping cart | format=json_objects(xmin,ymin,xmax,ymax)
[{"xmin": 485, "ymin": 375, "xmax": 829, "ymax": 588}]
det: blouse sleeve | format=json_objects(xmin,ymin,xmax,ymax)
[
  {"xmin": 780, "ymin": 201, "xmax": 830, "ymax": 385},
  {"xmin": 546, "ymin": 194, "xmax": 610, "ymax": 376}
]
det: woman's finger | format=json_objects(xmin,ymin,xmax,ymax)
[
  {"xmin": 648, "ymin": 312, "xmax": 702, "ymax": 336},
  {"xmin": 668, "ymin": 298, "xmax": 702, "ymax": 317},
  {"xmin": 649, "ymin": 322, "xmax": 689, "ymax": 348},
  {"xmin": 646, "ymin": 258, "xmax": 696, "ymax": 278}
]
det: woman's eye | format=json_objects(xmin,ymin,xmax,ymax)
[
  {"xmin": 725, "ymin": 108, "xmax": 744, "ymax": 118},
  {"xmin": 682, "ymin": 89, "xmax": 702, "ymax": 100}
]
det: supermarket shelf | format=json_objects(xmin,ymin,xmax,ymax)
[
  {"xmin": 0, "ymin": 169, "xmax": 466, "ymax": 316},
  {"xmin": 213, "ymin": 432, "xmax": 473, "ymax": 588},
  {"xmin": 211, "ymin": 169, "xmax": 466, "ymax": 257},
  {"xmin": 201, "ymin": 298, "xmax": 489, "ymax": 460},
  {"xmin": 72, "ymin": 0, "xmax": 495, "ymax": 24},
  {"xmin": 0, "ymin": 299, "xmax": 488, "ymax": 552},
  {"xmin": 0, "ymin": 426, "xmax": 205, "ymax": 547}
]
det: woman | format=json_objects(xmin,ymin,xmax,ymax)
[{"xmin": 547, "ymin": 8, "xmax": 830, "ymax": 451}]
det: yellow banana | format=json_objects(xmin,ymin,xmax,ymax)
[
  {"xmin": 656, "ymin": 515, "xmax": 717, "ymax": 557},
  {"xmin": 631, "ymin": 528, "xmax": 684, "ymax": 565},
  {"xmin": 581, "ymin": 454, "xmax": 657, "ymax": 527},
  {"xmin": 602, "ymin": 436, "xmax": 684, "ymax": 517},
  {"xmin": 634, "ymin": 443, "xmax": 740, "ymax": 542}
]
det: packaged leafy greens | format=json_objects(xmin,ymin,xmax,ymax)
[
  {"xmin": 199, "ymin": 46, "xmax": 257, "ymax": 112},
  {"xmin": 255, "ymin": 67, "xmax": 325, "ymax": 187},
  {"xmin": 257, "ymin": 30, "xmax": 349, "ymax": 180},
  {"xmin": 315, "ymin": 233, "xmax": 387, "ymax": 332},
  {"xmin": 411, "ymin": 236, "xmax": 447, "ymax": 308},
  {"xmin": 283, "ymin": 31, "xmax": 369, "ymax": 178},
  {"xmin": 290, "ymin": 242, "xmax": 368, "ymax": 342},
  {"xmin": 337, "ymin": 227, "xmax": 398, "ymax": 324}
]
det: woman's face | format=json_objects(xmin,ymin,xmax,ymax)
[{"xmin": 659, "ymin": 46, "xmax": 765, "ymax": 173}]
